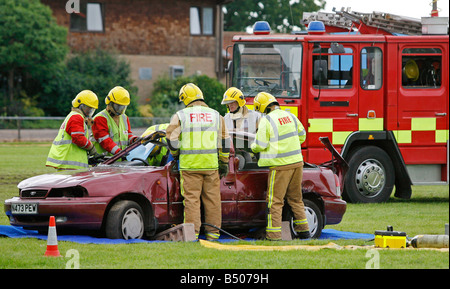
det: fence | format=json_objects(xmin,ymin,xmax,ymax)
[{"xmin": 0, "ymin": 116, "xmax": 171, "ymax": 142}]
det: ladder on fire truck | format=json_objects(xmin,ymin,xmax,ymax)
[{"xmin": 302, "ymin": 7, "xmax": 423, "ymax": 35}]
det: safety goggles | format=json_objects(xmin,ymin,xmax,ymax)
[
  {"xmin": 112, "ymin": 103, "xmax": 127, "ymax": 115},
  {"xmin": 80, "ymin": 104, "xmax": 96, "ymax": 118}
]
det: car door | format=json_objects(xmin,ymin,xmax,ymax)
[{"xmin": 235, "ymin": 165, "xmax": 268, "ymax": 225}]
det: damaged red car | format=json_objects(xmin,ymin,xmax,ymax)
[{"xmin": 4, "ymin": 131, "xmax": 347, "ymax": 239}]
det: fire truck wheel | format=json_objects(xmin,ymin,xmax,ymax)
[{"xmin": 343, "ymin": 146, "xmax": 395, "ymax": 203}]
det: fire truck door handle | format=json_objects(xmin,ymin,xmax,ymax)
[
  {"xmin": 347, "ymin": 113, "xmax": 358, "ymax": 117},
  {"xmin": 435, "ymin": 112, "xmax": 447, "ymax": 116}
]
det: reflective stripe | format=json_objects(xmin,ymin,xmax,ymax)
[
  {"xmin": 266, "ymin": 227, "xmax": 281, "ymax": 232},
  {"xmin": 181, "ymin": 126, "xmax": 218, "ymax": 133},
  {"xmin": 206, "ymin": 232, "xmax": 220, "ymax": 240},
  {"xmin": 177, "ymin": 106, "xmax": 221, "ymax": 170},
  {"xmin": 436, "ymin": 130, "xmax": 448, "ymax": 143},
  {"xmin": 259, "ymin": 149, "xmax": 301, "ymax": 159},
  {"xmin": 254, "ymin": 139, "xmax": 268, "ymax": 148},
  {"xmin": 97, "ymin": 134, "xmax": 110, "ymax": 143},
  {"xmin": 332, "ymin": 131, "xmax": 352, "ymax": 145},
  {"xmin": 46, "ymin": 157, "xmax": 89, "ymax": 168},
  {"xmin": 266, "ymin": 213, "xmax": 281, "ymax": 232},
  {"xmin": 180, "ymin": 149, "xmax": 218, "ymax": 155},
  {"xmin": 267, "ymin": 170, "xmax": 276, "ymax": 209},
  {"xmin": 52, "ymin": 139, "xmax": 72, "ymax": 146},
  {"xmin": 253, "ymin": 109, "xmax": 304, "ymax": 167},
  {"xmin": 46, "ymin": 111, "xmax": 89, "ymax": 170},
  {"xmin": 81, "ymin": 139, "xmax": 89, "ymax": 148},
  {"xmin": 412, "ymin": 118, "xmax": 436, "ymax": 131},
  {"xmin": 393, "ymin": 130, "xmax": 412, "ymax": 144},
  {"xmin": 309, "ymin": 119, "xmax": 333, "ymax": 133},
  {"xmin": 293, "ymin": 219, "xmax": 308, "ymax": 225},
  {"xmin": 93, "ymin": 109, "xmax": 129, "ymax": 155},
  {"xmin": 111, "ymin": 145, "xmax": 121, "ymax": 154},
  {"xmin": 271, "ymin": 130, "xmax": 298, "ymax": 142},
  {"xmin": 359, "ymin": 118, "xmax": 383, "ymax": 131}
]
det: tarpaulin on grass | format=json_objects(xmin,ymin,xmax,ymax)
[{"xmin": 0, "ymin": 225, "xmax": 373, "ymax": 244}]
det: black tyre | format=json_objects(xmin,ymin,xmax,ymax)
[
  {"xmin": 105, "ymin": 200, "xmax": 145, "ymax": 239},
  {"xmin": 343, "ymin": 146, "xmax": 395, "ymax": 203},
  {"xmin": 283, "ymin": 199, "xmax": 323, "ymax": 239}
]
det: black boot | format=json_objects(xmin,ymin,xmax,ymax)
[{"xmin": 295, "ymin": 231, "xmax": 311, "ymax": 239}]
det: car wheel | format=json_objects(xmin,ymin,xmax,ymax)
[
  {"xmin": 343, "ymin": 146, "xmax": 395, "ymax": 203},
  {"xmin": 105, "ymin": 200, "xmax": 144, "ymax": 240},
  {"xmin": 283, "ymin": 199, "xmax": 323, "ymax": 239}
]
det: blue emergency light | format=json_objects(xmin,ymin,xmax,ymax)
[
  {"xmin": 253, "ymin": 21, "xmax": 271, "ymax": 35},
  {"xmin": 307, "ymin": 21, "xmax": 326, "ymax": 35}
]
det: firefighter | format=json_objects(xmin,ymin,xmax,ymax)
[
  {"xmin": 92, "ymin": 86, "xmax": 138, "ymax": 155},
  {"xmin": 166, "ymin": 83, "xmax": 231, "ymax": 240},
  {"xmin": 221, "ymin": 87, "xmax": 261, "ymax": 135},
  {"xmin": 140, "ymin": 123, "xmax": 173, "ymax": 166},
  {"xmin": 46, "ymin": 90, "xmax": 99, "ymax": 170},
  {"xmin": 250, "ymin": 92, "xmax": 310, "ymax": 240}
]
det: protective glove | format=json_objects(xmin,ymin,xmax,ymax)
[
  {"xmin": 89, "ymin": 146, "xmax": 103, "ymax": 159},
  {"xmin": 170, "ymin": 160, "xmax": 179, "ymax": 174},
  {"xmin": 130, "ymin": 136, "xmax": 142, "ymax": 144},
  {"xmin": 219, "ymin": 162, "xmax": 229, "ymax": 178}
]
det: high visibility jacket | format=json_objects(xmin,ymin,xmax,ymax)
[
  {"xmin": 46, "ymin": 111, "xmax": 89, "ymax": 170},
  {"xmin": 251, "ymin": 109, "xmax": 306, "ymax": 167},
  {"xmin": 141, "ymin": 123, "xmax": 169, "ymax": 166},
  {"xmin": 93, "ymin": 110, "xmax": 130, "ymax": 155},
  {"xmin": 176, "ymin": 106, "xmax": 221, "ymax": 170}
]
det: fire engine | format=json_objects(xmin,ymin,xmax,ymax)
[{"xmin": 226, "ymin": 7, "xmax": 449, "ymax": 203}]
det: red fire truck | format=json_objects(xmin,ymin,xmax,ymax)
[{"xmin": 226, "ymin": 8, "xmax": 449, "ymax": 203}]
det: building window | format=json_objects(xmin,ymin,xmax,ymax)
[
  {"xmin": 401, "ymin": 48, "xmax": 442, "ymax": 88},
  {"xmin": 190, "ymin": 7, "xmax": 214, "ymax": 36},
  {"xmin": 170, "ymin": 66, "xmax": 185, "ymax": 79},
  {"xmin": 70, "ymin": 2, "xmax": 104, "ymax": 32},
  {"xmin": 361, "ymin": 47, "xmax": 383, "ymax": 90}
]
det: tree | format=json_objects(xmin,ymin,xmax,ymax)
[
  {"xmin": 0, "ymin": 0, "xmax": 68, "ymax": 107},
  {"xmin": 224, "ymin": 0, "xmax": 326, "ymax": 33},
  {"xmin": 41, "ymin": 49, "xmax": 140, "ymax": 117},
  {"xmin": 149, "ymin": 75, "xmax": 227, "ymax": 118}
]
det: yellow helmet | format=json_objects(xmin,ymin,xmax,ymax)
[
  {"xmin": 253, "ymin": 92, "xmax": 278, "ymax": 113},
  {"xmin": 72, "ymin": 90, "xmax": 99, "ymax": 109},
  {"xmin": 179, "ymin": 83, "xmax": 204, "ymax": 106},
  {"xmin": 105, "ymin": 86, "xmax": 131, "ymax": 106},
  {"xmin": 222, "ymin": 87, "xmax": 245, "ymax": 107}
]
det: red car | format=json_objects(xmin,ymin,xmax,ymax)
[{"xmin": 4, "ymin": 131, "xmax": 347, "ymax": 239}]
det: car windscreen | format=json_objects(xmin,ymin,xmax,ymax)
[{"xmin": 125, "ymin": 142, "xmax": 156, "ymax": 162}]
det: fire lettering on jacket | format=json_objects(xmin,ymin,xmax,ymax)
[
  {"xmin": 278, "ymin": 116, "xmax": 292, "ymax": 125},
  {"xmin": 190, "ymin": 112, "xmax": 213, "ymax": 123}
]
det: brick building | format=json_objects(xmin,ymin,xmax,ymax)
[{"xmin": 41, "ymin": 0, "xmax": 232, "ymax": 104}]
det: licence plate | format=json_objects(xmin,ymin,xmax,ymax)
[{"xmin": 11, "ymin": 203, "xmax": 38, "ymax": 214}]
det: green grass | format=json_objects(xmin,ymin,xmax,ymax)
[{"xmin": 0, "ymin": 143, "xmax": 448, "ymax": 269}]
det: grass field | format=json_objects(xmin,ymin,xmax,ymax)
[{"xmin": 0, "ymin": 143, "xmax": 448, "ymax": 270}]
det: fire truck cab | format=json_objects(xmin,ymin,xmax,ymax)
[{"xmin": 227, "ymin": 11, "xmax": 449, "ymax": 203}]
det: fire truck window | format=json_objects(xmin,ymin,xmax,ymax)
[
  {"xmin": 233, "ymin": 43, "xmax": 302, "ymax": 98},
  {"xmin": 401, "ymin": 48, "xmax": 442, "ymax": 89},
  {"xmin": 313, "ymin": 47, "xmax": 353, "ymax": 89},
  {"xmin": 361, "ymin": 47, "xmax": 383, "ymax": 90}
]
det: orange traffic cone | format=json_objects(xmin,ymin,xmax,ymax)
[{"xmin": 44, "ymin": 216, "xmax": 61, "ymax": 257}]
